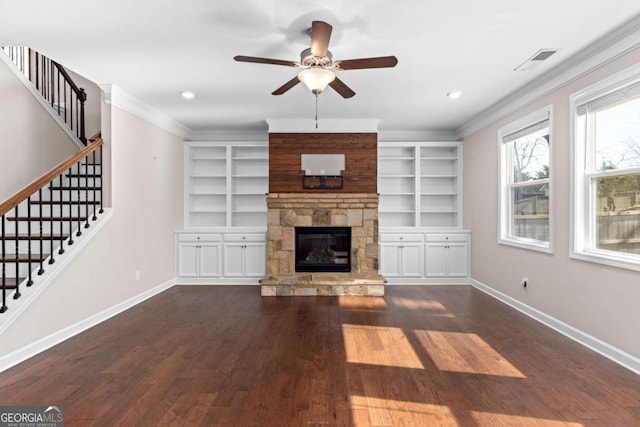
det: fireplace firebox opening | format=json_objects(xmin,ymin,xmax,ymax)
[{"xmin": 295, "ymin": 227, "xmax": 351, "ymax": 273}]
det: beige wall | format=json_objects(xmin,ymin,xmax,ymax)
[
  {"xmin": 0, "ymin": 57, "xmax": 78, "ymax": 202},
  {"xmin": 0, "ymin": 104, "xmax": 184, "ymax": 356},
  {"xmin": 463, "ymin": 47, "xmax": 640, "ymax": 359}
]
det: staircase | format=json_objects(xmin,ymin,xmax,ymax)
[
  {"xmin": 0, "ymin": 137, "xmax": 104, "ymax": 313},
  {"xmin": 0, "ymin": 46, "xmax": 104, "ymax": 314}
]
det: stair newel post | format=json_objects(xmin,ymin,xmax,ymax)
[
  {"xmin": 76, "ymin": 161, "xmax": 82, "ymax": 237},
  {"xmin": 37, "ymin": 189, "xmax": 44, "ymax": 275},
  {"xmin": 67, "ymin": 166, "xmax": 74, "ymax": 246},
  {"xmin": 48, "ymin": 181, "xmax": 55, "ymax": 265},
  {"xmin": 57, "ymin": 175, "xmax": 65, "ymax": 255},
  {"xmin": 98, "ymin": 144, "xmax": 104, "ymax": 214},
  {"xmin": 1, "ymin": 215, "xmax": 7, "ymax": 313},
  {"xmin": 79, "ymin": 88, "xmax": 87, "ymax": 144},
  {"xmin": 27, "ymin": 196, "xmax": 33, "ymax": 287},
  {"xmin": 84, "ymin": 155, "xmax": 90, "ymax": 229},
  {"xmin": 13, "ymin": 207, "xmax": 20, "ymax": 300}
]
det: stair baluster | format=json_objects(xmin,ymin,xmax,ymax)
[
  {"xmin": 27, "ymin": 196, "xmax": 33, "ymax": 286},
  {"xmin": 48, "ymin": 182, "xmax": 55, "ymax": 265},
  {"xmin": 13, "ymin": 206, "xmax": 20, "ymax": 300},
  {"xmin": 1, "ymin": 218, "xmax": 6, "ymax": 313}
]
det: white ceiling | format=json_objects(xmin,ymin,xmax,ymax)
[{"xmin": 2, "ymin": 1, "xmax": 640, "ymax": 137}]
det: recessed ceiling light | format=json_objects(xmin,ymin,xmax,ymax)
[
  {"xmin": 447, "ymin": 91, "xmax": 462, "ymax": 99},
  {"xmin": 181, "ymin": 91, "xmax": 195, "ymax": 99}
]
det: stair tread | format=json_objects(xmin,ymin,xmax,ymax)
[
  {"xmin": 49, "ymin": 186, "xmax": 101, "ymax": 190},
  {"xmin": 0, "ymin": 278, "xmax": 26, "ymax": 288},
  {"xmin": 2, "ymin": 234, "xmax": 69, "ymax": 240},
  {"xmin": 6, "ymin": 216, "xmax": 88, "ymax": 221},
  {"xmin": 30, "ymin": 200, "xmax": 100, "ymax": 205},
  {"xmin": 1, "ymin": 254, "xmax": 48, "ymax": 262}
]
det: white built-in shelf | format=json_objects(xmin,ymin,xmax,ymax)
[
  {"xmin": 378, "ymin": 141, "xmax": 462, "ymax": 228},
  {"xmin": 185, "ymin": 142, "xmax": 268, "ymax": 228}
]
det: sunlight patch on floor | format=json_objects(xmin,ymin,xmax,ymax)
[
  {"xmin": 343, "ymin": 324, "xmax": 424, "ymax": 369},
  {"xmin": 338, "ymin": 296, "xmax": 388, "ymax": 311},
  {"xmin": 350, "ymin": 395, "xmax": 458, "ymax": 427},
  {"xmin": 416, "ymin": 331, "xmax": 526, "ymax": 378},
  {"xmin": 389, "ymin": 296, "xmax": 456, "ymax": 317},
  {"xmin": 471, "ymin": 411, "xmax": 584, "ymax": 426}
]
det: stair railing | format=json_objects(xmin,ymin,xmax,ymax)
[
  {"xmin": 2, "ymin": 47, "xmax": 87, "ymax": 144},
  {"xmin": 0, "ymin": 134, "xmax": 103, "ymax": 313}
]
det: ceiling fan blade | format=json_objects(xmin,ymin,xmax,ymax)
[
  {"xmin": 272, "ymin": 76, "xmax": 301, "ymax": 95},
  {"xmin": 335, "ymin": 56, "xmax": 398, "ymax": 70},
  {"xmin": 329, "ymin": 77, "xmax": 355, "ymax": 98},
  {"xmin": 310, "ymin": 21, "xmax": 332, "ymax": 57},
  {"xmin": 234, "ymin": 55, "xmax": 297, "ymax": 67}
]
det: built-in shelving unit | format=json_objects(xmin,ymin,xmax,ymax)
[
  {"xmin": 378, "ymin": 141, "xmax": 462, "ymax": 228},
  {"xmin": 185, "ymin": 142, "xmax": 268, "ymax": 228},
  {"xmin": 378, "ymin": 145, "xmax": 416, "ymax": 227}
]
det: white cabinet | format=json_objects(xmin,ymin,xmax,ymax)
[
  {"xmin": 380, "ymin": 230, "xmax": 470, "ymax": 283},
  {"xmin": 223, "ymin": 234, "xmax": 266, "ymax": 278},
  {"xmin": 378, "ymin": 142, "xmax": 462, "ymax": 228},
  {"xmin": 425, "ymin": 233, "xmax": 470, "ymax": 278},
  {"xmin": 380, "ymin": 234, "xmax": 423, "ymax": 277},
  {"xmin": 185, "ymin": 142, "xmax": 268, "ymax": 228},
  {"xmin": 176, "ymin": 233, "xmax": 222, "ymax": 277},
  {"xmin": 177, "ymin": 231, "xmax": 266, "ymax": 282}
]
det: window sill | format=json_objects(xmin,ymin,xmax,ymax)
[
  {"xmin": 499, "ymin": 238, "xmax": 553, "ymax": 254},
  {"xmin": 571, "ymin": 249, "xmax": 640, "ymax": 272}
]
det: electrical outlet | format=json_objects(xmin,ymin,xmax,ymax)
[
  {"xmin": 135, "ymin": 270, "xmax": 141, "ymax": 281},
  {"xmin": 521, "ymin": 277, "xmax": 528, "ymax": 288}
]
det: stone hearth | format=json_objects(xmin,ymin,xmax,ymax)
[{"xmin": 260, "ymin": 193, "xmax": 385, "ymax": 296}]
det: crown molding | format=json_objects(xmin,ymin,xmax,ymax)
[
  {"xmin": 378, "ymin": 129, "xmax": 458, "ymax": 142},
  {"xmin": 266, "ymin": 118, "xmax": 379, "ymax": 133},
  {"xmin": 456, "ymin": 14, "xmax": 640, "ymax": 139},
  {"xmin": 99, "ymin": 84, "xmax": 191, "ymax": 138},
  {"xmin": 187, "ymin": 129, "xmax": 268, "ymax": 142}
]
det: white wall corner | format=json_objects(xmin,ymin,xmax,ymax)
[
  {"xmin": 98, "ymin": 84, "xmax": 191, "ymax": 138},
  {"xmin": 470, "ymin": 279, "xmax": 640, "ymax": 375}
]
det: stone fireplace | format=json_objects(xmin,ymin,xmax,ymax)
[{"xmin": 260, "ymin": 193, "xmax": 385, "ymax": 296}]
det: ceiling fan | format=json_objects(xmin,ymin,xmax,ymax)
[{"xmin": 234, "ymin": 20, "xmax": 398, "ymax": 98}]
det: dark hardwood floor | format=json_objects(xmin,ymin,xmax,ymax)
[{"xmin": 0, "ymin": 285, "xmax": 638, "ymax": 426}]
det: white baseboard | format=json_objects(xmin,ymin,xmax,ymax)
[
  {"xmin": 470, "ymin": 278, "xmax": 640, "ymax": 375},
  {"xmin": 175, "ymin": 278, "xmax": 261, "ymax": 285},
  {"xmin": 0, "ymin": 278, "xmax": 176, "ymax": 373}
]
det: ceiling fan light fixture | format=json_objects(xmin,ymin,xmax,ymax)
[{"xmin": 298, "ymin": 68, "xmax": 335, "ymax": 94}]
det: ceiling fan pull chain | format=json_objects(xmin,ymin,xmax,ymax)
[{"xmin": 315, "ymin": 92, "xmax": 319, "ymax": 129}]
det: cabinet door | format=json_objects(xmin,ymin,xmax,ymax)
[
  {"xmin": 199, "ymin": 244, "xmax": 221, "ymax": 277},
  {"xmin": 177, "ymin": 243, "xmax": 199, "ymax": 277},
  {"xmin": 400, "ymin": 243, "xmax": 423, "ymax": 277},
  {"xmin": 446, "ymin": 243, "xmax": 469, "ymax": 277},
  {"xmin": 380, "ymin": 244, "xmax": 402, "ymax": 277},
  {"xmin": 424, "ymin": 243, "xmax": 447, "ymax": 277},
  {"xmin": 223, "ymin": 244, "xmax": 245, "ymax": 277},
  {"xmin": 244, "ymin": 243, "xmax": 266, "ymax": 277}
]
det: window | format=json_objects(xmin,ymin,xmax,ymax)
[
  {"xmin": 499, "ymin": 106, "xmax": 552, "ymax": 252},
  {"xmin": 571, "ymin": 64, "xmax": 640, "ymax": 270}
]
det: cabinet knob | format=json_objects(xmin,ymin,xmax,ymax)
[
  {"xmin": 445, "ymin": 237, "xmax": 449, "ymax": 240},
  {"xmin": 197, "ymin": 236, "xmax": 200, "ymax": 240}
]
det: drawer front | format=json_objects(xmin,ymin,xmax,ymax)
[
  {"xmin": 224, "ymin": 233, "xmax": 266, "ymax": 242},
  {"xmin": 425, "ymin": 233, "xmax": 469, "ymax": 243},
  {"xmin": 380, "ymin": 233, "xmax": 424, "ymax": 243},
  {"xmin": 177, "ymin": 233, "xmax": 222, "ymax": 242}
]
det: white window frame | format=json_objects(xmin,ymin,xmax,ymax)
[
  {"xmin": 498, "ymin": 105, "xmax": 553, "ymax": 253},
  {"xmin": 570, "ymin": 63, "xmax": 640, "ymax": 271}
]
